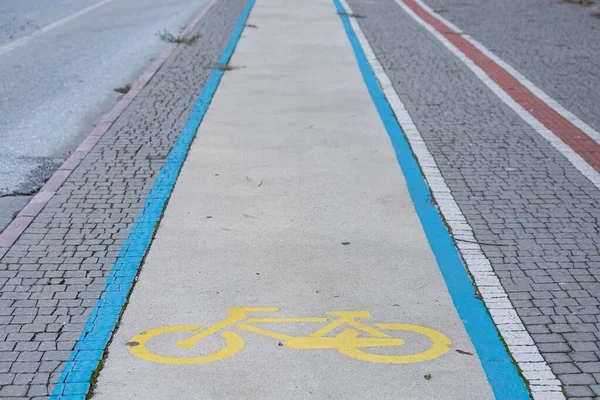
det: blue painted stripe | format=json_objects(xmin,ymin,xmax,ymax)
[
  {"xmin": 331, "ymin": 2, "xmax": 530, "ymax": 399},
  {"xmin": 49, "ymin": 1, "xmax": 256, "ymax": 398}
]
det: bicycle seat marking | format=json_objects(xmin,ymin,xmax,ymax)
[{"xmin": 127, "ymin": 307, "xmax": 452, "ymax": 365}]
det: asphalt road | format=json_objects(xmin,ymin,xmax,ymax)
[{"xmin": 0, "ymin": 0, "xmax": 209, "ymax": 230}]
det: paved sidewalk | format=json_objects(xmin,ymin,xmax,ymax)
[{"xmin": 92, "ymin": 0, "xmax": 523, "ymax": 398}]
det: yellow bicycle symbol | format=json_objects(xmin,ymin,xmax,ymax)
[{"xmin": 128, "ymin": 307, "xmax": 451, "ymax": 364}]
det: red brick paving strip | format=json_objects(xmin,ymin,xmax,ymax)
[
  {"xmin": 402, "ymin": 0, "xmax": 600, "ymax": 172},
  {"xmin": 0, "ymin": 0, "xmax": 218, "ymax": 260}
]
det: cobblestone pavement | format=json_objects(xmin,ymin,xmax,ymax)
[
  {"xmin": 346, "ymin": 0, "xmax": 600, "ymax": 398},
  {"xmin": 0, "ymin": 0, "xmax": 247, "ymax": 397},
  {"xmin": 422, "ymin": 0, "xmax": 600, "ymax": 134}
]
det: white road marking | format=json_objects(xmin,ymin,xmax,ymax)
[
  {"xmin": 0, "ymin": 0, "xmax": 116, "ymax": 57},
  {"xmin": 393, "ymin": 0, "xmax": 600, "ymax": 191},
  {"xmin": 338, "ymin": 0, "xmax": 565, "ymax": 397}
]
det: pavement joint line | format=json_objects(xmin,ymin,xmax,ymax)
[
  {"xmin": 0, "ymin": 0, "xmax": 218, "ymax": 264},
  {"xmin": 48, "ymin": 0, "xmax": 255, "ymax": 397},
  {"xmin": 334, "ymin": 0, "xmax": 537, "ymax": 398},
  {"xmin": 395, "ymin": 0, "xmax": 600, "ymax": 190}
]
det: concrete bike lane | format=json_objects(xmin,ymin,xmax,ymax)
[{"xmin": 88, "ymin": 0, "xmax": 529, "ymax": 398}]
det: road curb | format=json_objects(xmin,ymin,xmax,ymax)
[{"xmin": 0, "ymin": 0, "xmax": 218, "ymax": 261}]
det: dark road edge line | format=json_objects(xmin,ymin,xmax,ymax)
[
  {"xmin": 48, "ymin": 0, "xmax": 256, "ymax": 397},
  {"xmin": 332, "ymin": 1, "xmax": 532, "ymax": 399}
]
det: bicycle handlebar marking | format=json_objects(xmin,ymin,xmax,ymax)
[{"xmin": 128, "ymin": 307, "xmax": 452, "ymax": 365}]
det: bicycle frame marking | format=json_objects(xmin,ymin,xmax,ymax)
[{"xmin": 128, "ymin": 307, "xmax": 452, "ymax": 364}]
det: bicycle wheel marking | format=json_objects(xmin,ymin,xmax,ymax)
[
  {"xmin": 127, "ymin": 307, "xmax": 452, "ymax": 365},
  {"xmin": 129, "ymin": 326, "xmax": 245, "ymax": 365}
]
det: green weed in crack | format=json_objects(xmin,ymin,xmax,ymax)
[{"xmin": 157, "ymin": 30, "xmax": 200, "ymax": 45}]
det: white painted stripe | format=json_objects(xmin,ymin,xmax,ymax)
[
  {"xmin": 0, "ymin": 0, "xmax": 116, "ymax": 57},
  {"xmin": 393, "ymin": 0, "xmax": 600, "ymax": 192},
  {"xmin": 413, "ymin": 0, "xmax": 600, "ymax": 145},
  {"xmin": 337, "ymin": 0, "xmax": 565, "ymax": 398}
]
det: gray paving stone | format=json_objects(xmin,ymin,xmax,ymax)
[
  {"xmin": 0, "ymin": 385, "xmax": 28, "ymax": 397},
  {"xmin": 571, "ymin": 353, "xmax": 600, "ymax": 363},
  {"xmin": 564, "ymin": 385, "xmax": 595, "ymax": 398},
  {"xmin": 6, "ymin": 333, "xmax": 33, "ymax": 342},
  {"xmin": 13, "ymin": 374, "xmax": 34, "ymax": 385},
  {"xmin": 0, "ymin": 353, "xmax": 17, "ymax": 362},
  {"xmin": 0, "ymin": 374, "xmax": 14, "ymax": 386},
  {"xmin": 564, "ymin": 333, "xmax": 597, "ymax": 342},
  {"xmin": 531, "ymin": 334, "xmax": 565, "ymax": 343},
  {"xmin": 26, "ymin": 385, "xmax": 47, "ymax": 397},
  {"xmin": 16, "ymin": 353, "xmax": 43, "ymax": 363},
  {"xmin": 549, "ymin": 324, "xmax": 574, "ymax": 333},
  {"xmin": 550, "ymin": 363, "xmax": 580, "ymax": 375},
  {"xmin": 571, "ymin": 342, "xmax": 599, "ymax": 352},
  {"xmin": 37, "ymin": 362, "xmax": 60, "ymax": 374},
  {"xmin": 561, "ymin": 373, "xmax": 599, "ymax": 387},
  {"xmin": 579, "ymin": 363, "xmax": 600, "ymax": 374},
  {"xmin": 9, "ymin": 363, "xmax": 38, "ymax": 374}
]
